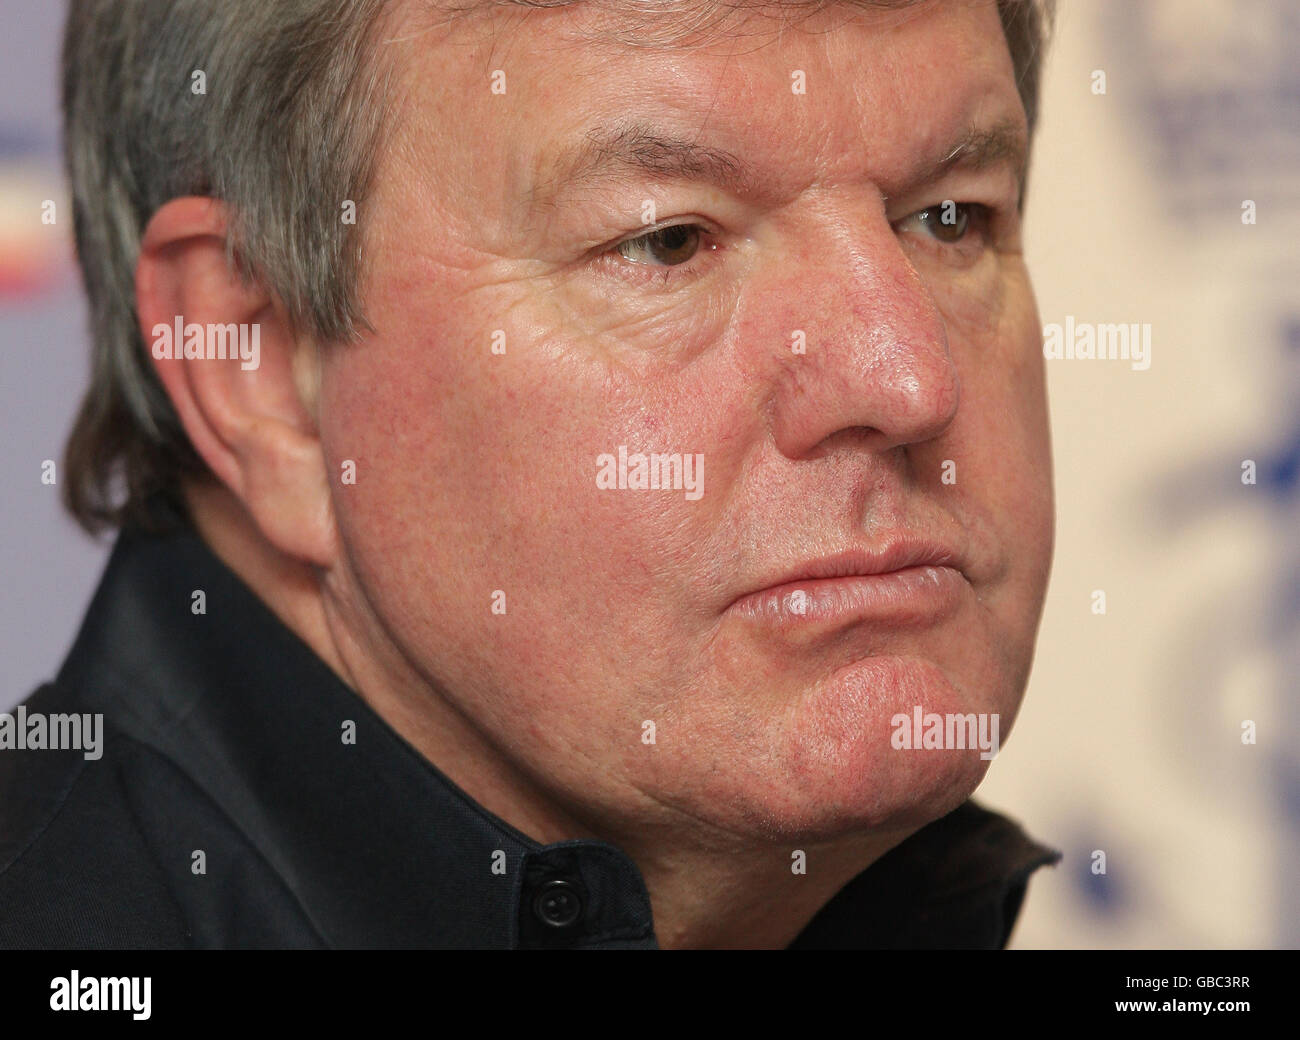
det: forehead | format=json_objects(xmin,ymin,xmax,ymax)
[
  {"xmin": 384, "ymin": 0, "xmax": 1019, "ymax": 210},
  {"xmin": 413, "ymin": 0, "xmax": 999, "ymax": 48}
]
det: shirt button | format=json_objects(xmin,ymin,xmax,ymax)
[{"xmin": 532, "ymin": 879, "xmax": 583, "ymax": 928}]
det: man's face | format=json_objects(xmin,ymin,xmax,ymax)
[{"xmin": 320, "ymin": 0, "xmax": 1053, "ymax": 847}]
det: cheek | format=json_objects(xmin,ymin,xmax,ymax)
[
  {"xmin": 934, "ymin": 268, "xmax": 1053, "ymax": 645},
  {"xmin": 317, "ymin": 280, "xmax": 742, "ymax": 704},
  {"xmin": 982, "ymin": 311, "xmax": 1053, "ymax": 648},
  {"xmin": 948, "ymin": 259, "xmax": 1051, "ymax": 516},
  {"xmin": 985, "ymin": 271, "xmax": 1053, "ymax": 554}
]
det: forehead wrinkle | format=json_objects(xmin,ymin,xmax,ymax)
[
  {"xmin": 453, "ymin": 0, "xmax": 1023, "ymax": 219},
  {"xmin": 524, "ymin": 111, "xmax": 1025, "ymax": 215},
  {"xmin": 420, "ymin": 0, "xmax": 933, "ymax": 51}
]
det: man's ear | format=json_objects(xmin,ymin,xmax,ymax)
[{"xmin": 136, "ymin": 196, "xmax": 337, "ymax": 569}]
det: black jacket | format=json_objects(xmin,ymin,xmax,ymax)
[{"xmin": 0, "ymin": 519, "xmax": 1060, "ymax": 948}]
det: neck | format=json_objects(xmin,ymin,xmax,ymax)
[{"xmin": 185, "ymin": 481, "xmax": 905, "ymax": 948}]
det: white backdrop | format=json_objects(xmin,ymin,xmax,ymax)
[{"xmin": 983, "ymin": 0, "xmax": 1297, "ymax": 948}]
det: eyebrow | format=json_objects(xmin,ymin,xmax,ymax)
[
  {"xmin": 916, "ymin": 119, "xmax": 1029, "ymax": 201},
  {"xmin": 529, "ymin": 122, "xmax": 758, "ymax": 207},
  {"xmin": 529, "ymin": 117, "xmax": 1028, "ymax": 210}
]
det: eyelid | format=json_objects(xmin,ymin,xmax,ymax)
[
  {"xmin": 592, "ymin": 218, "xmax": 722, "ymax": 287},
  {"xmin": 614, "ymin": 217, "xmax": 718, "ymax": 250},
  {"xmin": 889, "ymin": 202, "xmax": 1000, "ymax": 275},
  {"xmin": 894, "ymin": 200, "xmax": 987, "ymax": 223},
  {"xmin": 894, "ymin": 201, "xmax": 994, "ymax": 239}
]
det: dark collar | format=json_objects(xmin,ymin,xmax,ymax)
[{"xmin": 55, "ymin": 518, "xmax": 1059, "ymax": 949}]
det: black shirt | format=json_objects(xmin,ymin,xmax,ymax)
[{"xmin": 0, "ymin": 518, "xmax": 1060, "ymax": 949}]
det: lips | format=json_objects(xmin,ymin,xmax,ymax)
[{"xmin": 726, "ymin": 543, "xmax": 968, "ymax": 632}]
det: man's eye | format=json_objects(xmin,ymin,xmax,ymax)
[
  {"xmin": 898, "ymin": 202, "xmax": 989, "ymax": 244},
  {"xmin": 615, "ymin": 223, "xmax": 703, "ymax": 266}
]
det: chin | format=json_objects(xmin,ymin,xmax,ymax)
[{"xmin": 694, "ymin": 653, "xmax": 1017, "ymax": 845}]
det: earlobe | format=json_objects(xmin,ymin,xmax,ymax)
[
  {"xmin": 135, "ymin": 196, "xmax": 339, "ymax": 570},
  {"xmin": 240, "ymin": 404, "xmax": 339, "ymax": 569}
]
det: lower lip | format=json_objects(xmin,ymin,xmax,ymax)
[{"xmin": 728, "ymin": 566, "xmax": 967, "ymax": 631}]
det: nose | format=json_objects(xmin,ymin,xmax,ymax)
[{"xmin": 762, "ymin": 209, "xmax": 960, "ymax": 460}]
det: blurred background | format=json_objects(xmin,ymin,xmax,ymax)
[{"xmin": 1, "ymin": 0, "xmax": 1295, "ymax": 948}]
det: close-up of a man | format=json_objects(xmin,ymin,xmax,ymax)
[{"xmin": 0, "ymin": 0, "xmax": 1060, "ymax": 949}]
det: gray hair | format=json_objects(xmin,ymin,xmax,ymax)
[{"xmin": 61, "ymin": 0, "xmax": 1054, "ymax": 534}]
